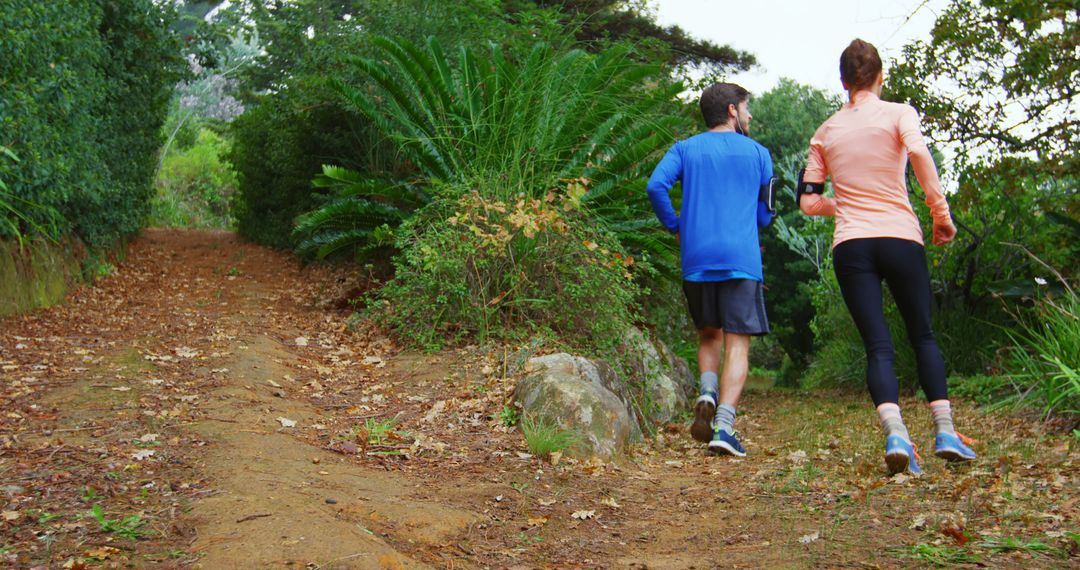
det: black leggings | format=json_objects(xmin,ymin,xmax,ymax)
[{"xmin": 833, "ymin": 238, "xmax": 947, "ymax": 406}]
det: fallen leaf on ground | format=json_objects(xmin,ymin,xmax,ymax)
[
  {"xmin": 799, "ymin": 531, "xmax": 819, "ymax": 544},
  {"xmin": 175, "ymin": 346, "xmax": 198, "ymax": 358},
  {"xmin": 527, "ymin": 516, "xmax": 549, "ymax": 526},
  {"xmin": 295, "ymin": 337, "xmax": 309, "ymax": 346},
  {"xmin": 132, "ymin": 450, "xmax": 155, "ymax": 460},
  {"xmin": 2, "ymin": 510, "xmax": 20, "ymax": 521},
  {"xmin": 110, "ymin": 386, "xmax": 131, "ymax": 392},
  {"xmin": 571, "ymin": 510, "xmax": 595, "ymax": 520},
  {"xmin": 276, "ymin": 417, "xmax": 296, "ymax": 428},
  {"xmin": 941, "ymin": 526, "xmax": 968, "ymax": 545},
  {"xmin": 601, "ymin": 497, "xmax": 621, "ymax": 508},
  {"xmin": 423, "ymin": 400, "xmax": 446, "ymax": 423},
  {"xmin": 138, "ymin": 433, "xmax": 159, "ymax": 443},
  {"xmin": 84, "ymin": 546, "xmax": 120, "ymax": 559},
  {"xmin": 538, "ymin": 498, "xmax": 556, "ymax": 507}
]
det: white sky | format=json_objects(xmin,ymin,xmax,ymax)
[{"xmin": 654, "ymin": 0, "xmax": 949, "ymax": 97}]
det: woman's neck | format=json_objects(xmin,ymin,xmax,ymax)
[{"xmin": 848, "ymin": 89, "xmax": 880, "ymax": 105}]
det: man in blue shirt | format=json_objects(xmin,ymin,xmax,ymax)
[{"xmin": 647, "ymin": 82, "xmax": 774, "ymax": 456}]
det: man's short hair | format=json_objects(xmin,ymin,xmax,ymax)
[{"xmin": 700, "ymin": 83, "xmax": 749, "ymax": 129}]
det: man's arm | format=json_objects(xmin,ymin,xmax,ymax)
[
  {"xmin": 646, "ymin": 144, "xmax": 683, "ymax": 233},
  {"xmin": 757, "ymin": 148, "xmax": 774, "ymax": 228}
]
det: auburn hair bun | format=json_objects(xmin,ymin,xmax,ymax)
[{"xmin": 840, "ymin": 39, "xmax": 882, "ymax": 91}]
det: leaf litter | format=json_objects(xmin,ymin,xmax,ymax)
[{"xmin": 1, "ymin": 229, "xmax": 1076, "ymax": 569}]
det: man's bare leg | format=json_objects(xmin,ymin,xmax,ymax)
[{"xmin": 690, "ymin": 327, "xmax": 724, "ymax": 442}]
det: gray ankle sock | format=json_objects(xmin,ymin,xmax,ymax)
[
  {"xmin": 879, "ymin": 408, "xmax": 911, "ymax": 443},
  {"xmin": 713, "ymin": 404, "xmax": 736, "ymax": 434},
  {"xmin": 930, "ymin": 401, "xmax": 956, "ymax": 435},
  {"xmin": 699, "ymin": 372, "xmax": 718, "ymax": 398}
]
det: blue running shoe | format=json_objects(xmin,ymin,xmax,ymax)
[
  {"xmin": 934, "ymin": 432, "xmax": 977, "ymax": 461},
  {"xmin": 708, "ymin": 427, "xmax": 746, "ymax": 457},
  {"xmin": 690, "ymin": 392, "xmax": 717, "ymax": 443},
  {"xmin": 884, "ymin": 435, "xmax": 922, "ymax": 475}
]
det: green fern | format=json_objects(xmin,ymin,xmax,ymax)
[
  {"xmin": 292, "ymin": 168, "xmax": 426, "ymax": 260},
  {"xmin": 308, "ymin": 37, "xmax": 685, "ymax": 270}
]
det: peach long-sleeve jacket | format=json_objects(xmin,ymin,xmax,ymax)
[{"xmin": 800, "ymin": 91, "xmax": 951, "ymax": 247}]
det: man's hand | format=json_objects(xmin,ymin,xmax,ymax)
[{"xmin": 932, "ymin": 220, "xmax": 957, "ymax": 246}]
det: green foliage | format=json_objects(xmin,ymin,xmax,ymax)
[
  {"xmin": 150, "ymin": 129, "xmax": 238, "ymax": 229},
  {"xmin": 887, "ymin": 0, "xmax": 1077, "ymax": 180},
  {"xmin": 751, "ymin": 82, "xmax": 841, "ymax": 374},
  {"xmin": 0, "ymin": 147, "xmax": 62, "ymax": 245},
  {"xmin": 888, "ymin": 0, "xmax": 1079, "ymax": 322},
  {"xmin": 520, "ymin": 415, "xmax": 583, "ymax": 456},
  {"xmin": 221, "ymin": 0, "xmax": 542, "ymax": 247},
  {"xmin": 323, "ymin": 36, "xmax": 683, "ymax": 273},
  {"xmin": 513, "ymin": 0, "xmax": 757, "ymax": 86},
  {"xmin": 229, "ymin": 91, "xmax": 333, "ymax": 247},
  {"xmin": 900, "ymin": 543, "xmax": 982, "ymax": 566},
  {"xmin": 361, "ymin": 417, "xmax": 398, "ymax": 445},
  {"xmin": 498, "ymin": 405, "xmax": 520, "ymax": 428},
  {"xmin": 800, "ymin": 265, "xmax": 864, "ymax": 389},
  {"xmin": 371, "ymin": 187, "xmax": 642, "ymax": 351},
  {"xmin": 1002, "ymin": 274, "xmax": 1079, "ymax": 417},
  {"xmin": 292, "ymin": 165, "xmax": 428, "ymax": 259},
  {"xmin": 752, "ymin": 79, "xmax": 839, "ymax": 160},
  {"xmin": 88, "ymin": 504, "xmax": 146, "ymax": 540},
  {"xmin": 0, "ymin": 0, "xmax": 182, "ymax": 247}
]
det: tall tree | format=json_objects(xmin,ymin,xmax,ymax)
[
  {"xmin": 751, "ymin": 80, "xmax": 840, "ymax": 375},
  {"xmin": 886, "ymin": 0, "xmax": 1078, "ymax": 310},
  {"xmin": 504, "ymin": 0, "xmax": 756, "ymax": 81},
  {"xmin": 888, "ymin": 0, "xmax": 1078, "ymax": 179}
]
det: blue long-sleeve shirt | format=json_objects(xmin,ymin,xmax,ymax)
[{"xmin": 647, "ymin": 131, "xmax": 773, "ymax": 281}]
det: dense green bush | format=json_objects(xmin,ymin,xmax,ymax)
[
  {"xmin": 371, "ymin": 183, "xmax": 641, "ymax": 352},
  {"xmin": 0, "ymin": 0, "xmax": 180, "ymax": 247},
  {"xmin": 224, "ymin": 0, "xmax": 548, "ymax": 248},
  {"xmin": 229, "ymin": 91, "xmax": 333, "ymax": 247},
  {"xmin": 150, "ymin": 129, "xmax": 238, "ymax": 229},
  {"xmin": 302, "ymin": 37, "xmax": 683, "ymax": 274}
]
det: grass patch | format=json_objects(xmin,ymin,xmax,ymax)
[
  {"xmin": 977, "ymin": 536, "xmax": 1061, "ymax": 557},
  {"xmin": 900, "ymin": 543, "xmax": 982, "ymax": 566},
  {"xmin": 497, "ymin": 405, "xmax": 519, "ymax": 427},
  {"xmin": 520, "ymin": 415, "xmax": 582, "ymax": 457},
  {"xmin": 360, "ymin": 417, "xmax": 397, "ymax": 445},
  {"xmin": 87, "ymin": 504, "xmax": 147, "ymax": 540}
]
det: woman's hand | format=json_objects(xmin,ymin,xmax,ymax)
[{"xmin": 932, "ymin": 219, "xmax": 957, "ymax": 246}]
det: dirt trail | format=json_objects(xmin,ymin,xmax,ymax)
[{"xmin": 1, "ymin": 229, "xmax": 1076, "ymax": 569}]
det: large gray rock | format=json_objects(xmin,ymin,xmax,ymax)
[
  {"xmin": 516, "ymin": 354, "xmax": 642, "ymax": 458},
  {"xmin": 620, "ymin": 327, "xmax": 692, "ymax": 423},
  {"xmin": 655, "ymin": 336, "xmax": 696, "ymax": 403}
]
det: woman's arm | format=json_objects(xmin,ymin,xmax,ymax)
[
  {"xmin": 900, "ymin": 107, "xmax": 955, "ymax": 244},
  {"xmin": 800, "ymin": 130, "xmax": 837, "ymax": 217},
  {"xmin": 800, "ymin": 192, "xmax": 836, "ymax": 216}
]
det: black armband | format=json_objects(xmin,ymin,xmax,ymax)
[
  {"xmin": 796, "ymin": 168, "xmax": 825, "ymax": 206},
  {"xmin": 759, "ymin": 176, "xmax": 777, "ymax": 214}
]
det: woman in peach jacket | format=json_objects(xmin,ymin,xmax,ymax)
[{"xmin": 799, "ymin": 39, "xmax": 976, "ymax": 475}]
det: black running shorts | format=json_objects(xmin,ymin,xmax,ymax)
[{"xmin": 682, "ymin": 279, "xmax": 770, "ymax": 335}]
